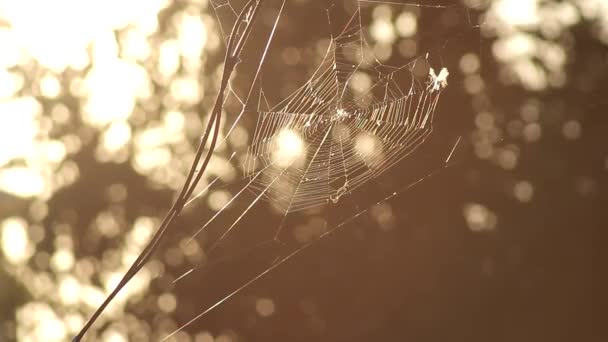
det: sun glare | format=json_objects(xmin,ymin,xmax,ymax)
[
  {"xmin": 272, "ymin": 129, "xmax": 306, "ymax": 168},
  {"xmin": 1, "ymin": 217, "xmax": 32, "ymax": 264},
  {"xmin": 354, "ymin": 132, "xmax": 383, "ymax": 166}
]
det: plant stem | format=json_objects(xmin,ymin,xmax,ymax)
[{"xmin": 72, "ymin": 1, "xmax": 265, "ymax": 340}]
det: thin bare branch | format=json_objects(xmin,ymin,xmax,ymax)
[{"xmin": 71, "ymin": 1, "xmax": 265, "ymax": 340}]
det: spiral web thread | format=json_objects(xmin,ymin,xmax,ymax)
[{"xmin": 241, "ymin": 8, "xmax": 447, "ymax": 214}]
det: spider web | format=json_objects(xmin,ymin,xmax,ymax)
[
  {"xmin": 244, "ymin": 33, "xmax": 443, "ymax": 213},
  {"xmin": 161, "ymin": 0, "xmax": 475, "ymax": 338}
]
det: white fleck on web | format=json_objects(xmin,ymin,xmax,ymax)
[{"xmin": 162, "ymin": 0, "xmax": 476, "ymax": 338}]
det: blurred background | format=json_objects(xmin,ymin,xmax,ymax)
[{"xmin": 0, "ymin": 0, "xmax": 604, "ymax": 341}]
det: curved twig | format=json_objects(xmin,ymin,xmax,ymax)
[{"xmin": 72, "ymin": 1, "xmax": 265, "ymax": 340}]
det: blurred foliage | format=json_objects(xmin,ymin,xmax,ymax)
[{"xmin": 0, "ymin": 0, "xmax": 605, "ymax": 341}]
